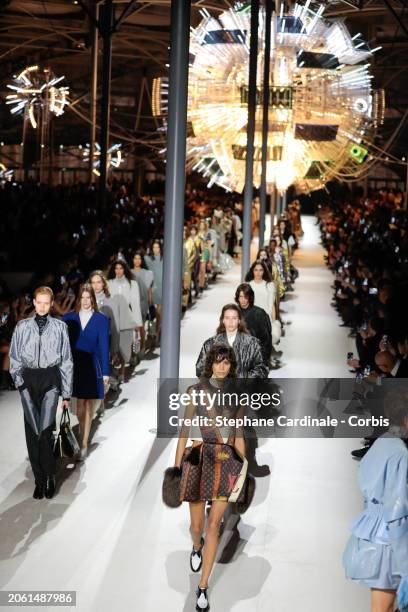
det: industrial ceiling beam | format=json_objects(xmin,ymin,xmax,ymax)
[
  {"xmin": 382, "ymin": 0, "xmax": 408, "ymax": 39},
  {"xmin": 113, "ymin": 0, "xmax": 139, "ymax": 32}
]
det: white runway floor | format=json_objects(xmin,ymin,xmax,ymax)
[{"xmin": 0, "ymin": 216, "xmax": 369, "ymax": 611}]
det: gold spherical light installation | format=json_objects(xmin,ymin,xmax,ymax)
[{"xmin": 153, "ymin": 2, "xmax": 384, "ymax": 193}]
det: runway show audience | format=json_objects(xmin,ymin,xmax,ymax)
[{"xmin": 318, "ymin": 187, "xmax": 408, "ymax": 457}]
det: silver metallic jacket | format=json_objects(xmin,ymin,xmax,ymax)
[
  {"xmin": 196, "ymin": 331, "xmax": 268, "ymax": 378},
  {"xmin": 9, "ymin": 316, "xmax": 74, "ymax": 398}
]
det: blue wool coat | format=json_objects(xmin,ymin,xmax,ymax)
[{"xmin": 63, "ymin": 311, "xmax": 110, "ymax": 400}]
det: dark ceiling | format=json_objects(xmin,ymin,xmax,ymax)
[{"xmin": 0, "ymin": 0, "xmax": 407, "ymax": 177}]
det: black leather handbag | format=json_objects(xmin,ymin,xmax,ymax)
[{"xmin": 54, "ymin": 409, "xmax": 80, "ymax": 458}]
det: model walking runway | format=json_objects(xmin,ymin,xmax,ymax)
[{"xmin": 0, "ymin": 217, "xmax": 367, "ymax": 611}]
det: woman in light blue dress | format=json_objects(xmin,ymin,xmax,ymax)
[{"xmin": 343, "ymin": 390, "xmax": 408, "ymax": 612}]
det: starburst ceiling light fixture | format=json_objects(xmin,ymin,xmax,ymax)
[
  {"xmin": 0, "ymin": 163, "xmax": 13, "ymax": 181},
  {"xmin": 153, "ymin": 2, "xmax": 384, "ymax": 193},
  {"xmin": 82, "ymin": 142, "xmax": 124, "ymax": 176},
  {"xmin": 5, "ymin": 65, "xmax": 69, "ymax": 128}
]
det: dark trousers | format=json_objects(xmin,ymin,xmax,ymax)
[
  {"xmin": 24, "ymin": 418, "xmax": 56, "ymax": 484},
  {"xmin": 20, "ymin": 367, "xmax": 60, "ymax": 485}
]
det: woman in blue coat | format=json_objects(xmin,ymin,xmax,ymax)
[
  {"xmin": 343, "ymin": 389, "xmax": 408, "ymax": 612},
  {"xmin": 63, "ymin": 284, "xmax": 110, "ymax": 460}
]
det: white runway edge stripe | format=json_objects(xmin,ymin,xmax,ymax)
[{"xmin": 0, "ymin": 216, "xmax": 368, "ymax": 611}]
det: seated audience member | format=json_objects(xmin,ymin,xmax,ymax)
[{"xmin": 375, "ymin": 350, "xmax": 408, "ymax": 379}]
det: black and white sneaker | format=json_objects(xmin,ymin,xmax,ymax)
[
  {"xmin": 190, "ymin": 537, "xmax": 204, "ymax": 573},
  {"xmin": 195, "ymin": 586, "xmax": 209, "ymax": 611}
]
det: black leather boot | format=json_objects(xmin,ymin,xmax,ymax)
[
  {"xmin": 44, "ymin": 476, "xmax": 56, "ymax": 499},
  {"xmin": 33, "ymin": 482, "xmax": 44, "ymax": 500}
]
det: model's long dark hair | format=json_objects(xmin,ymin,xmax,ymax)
[
  {"xmin": 256, "ymin": 248, "xmax": 273, "ymax": 272},
  {"xmin": 132, "ymin": 250, "xmax": 148, "ymax": 270},
  {"xmin": 235, "ymin": 283, "xmax": 255, "ymax": 308},
  {"xmin": 216, "ymin": 303, "xmax": 248, "ymax": 335},
  {"xmin": 149, "ymin": 240, "xmax": 163, "ymax": 260},
  {"xmin": 75, "ymin": 283, "xmax": 99, "ymax": 313},
  {"xmin": 203, "ymin": 343, "xmax": 237, "ymax": 379},
  {"xmin": 256, "ymin": 247, "xmax": 270, "ymax": 260},
  {"xmin": 187, "ymin": 224, "xmax": 198, "ymax": 236},
  {"xmin": 108, "ymin": 259, "xmax": 133, "ymax": 284},
  {"xmin": 244, "ymin": 259, "xmax": 272, "ymax": 283}
]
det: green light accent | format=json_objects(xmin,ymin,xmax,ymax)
[
  {"xmin": 349, "ymin": 144, "xmax": 368, "ymax": 164},
  {"xmin": 236, "ymin": 2, "xmax": 251, "ymax": 13}
]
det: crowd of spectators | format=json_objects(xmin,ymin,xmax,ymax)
[
  {"xmin": 318, "ymin": 187, "xmax": 408, "ymax": 455},
  {"xmin": 319, "ymin": 188, "xmax": 407, "ymax": 363}
]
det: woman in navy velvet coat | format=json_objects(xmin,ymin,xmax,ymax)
[{"xmin": 63, "ymin": 284, "xmax": 110, "ymax": 459}]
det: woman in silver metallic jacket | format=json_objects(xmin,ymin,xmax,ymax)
[
  {"xmin": 195, "ymin": 303, "xmax": 268, "ymax": 379},
  {"xmin": 9, "ymin": 286, "xmax": 73, "ymax": 500}
]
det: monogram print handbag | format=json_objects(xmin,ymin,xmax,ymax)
[
  {"xmin": 180, "ymin": 444, "xmax": 203, "ymax": 502},
  {"xmin": 200, "ymin": 441, "xmax": 248, "ymax": 502}
]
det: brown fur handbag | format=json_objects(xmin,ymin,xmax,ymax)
[
  {"xmin": 162, "ymin": 466, "xmax": 182, "ymax": 508},
  {"xmin": 162, "ymin": 445, "xmax": 202, "ymax": 507}
]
